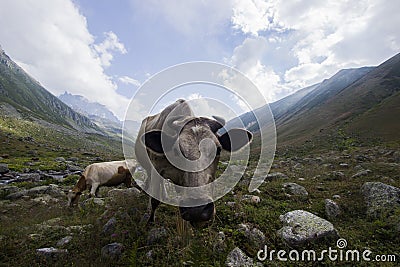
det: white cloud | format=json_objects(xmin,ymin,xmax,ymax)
[
  {"xmin": 94, "ymin": 31, "xmax": 127, "ymax": 67},
  {"xmin": 118, "ymin": 76, "xmax": 141, "ymax": 87},
  {"xmin": 0, "ymin": 0, "xmax": 129, "ymax": 119},
  {"xmin": 229, "ymin": 0, "xmax": 400, "ymax": 99},
  {"xmin": 228, "ymin": 36, "xmax": 289, "ymax": 102},
  {"xmin": 231, "ymin": 0, "xmax": 284, "ymax": 36}
]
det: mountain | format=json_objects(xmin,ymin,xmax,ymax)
[
  {"xmin": 227, "ymin": 53, "xmax": 400, "ymax": 146},
  {"xmin": 59, "ymin": 92, "xmax": 140, "ymax": 140},
  {"xmin": 0, "ymin": 47, "xmax": 101, "ymax": 134},
  {"xmin": 59, "ymin": 92, "xmax": 120, "ymax": 124}
]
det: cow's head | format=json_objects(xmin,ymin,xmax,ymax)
[
  {"xmin": 142, "ymin": 116, "xmax": 252, "ymax": 228},
  {"xmin": 67, "ymin": 175, "xmax": 86, "ymax": 207}
]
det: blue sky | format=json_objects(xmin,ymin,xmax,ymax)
[{"xmin": 0, "ymin": 0, "xmax": 399, "ymax": 120}]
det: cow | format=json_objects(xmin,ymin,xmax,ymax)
[
  {"xmin": 135, "ymin": 99, "xmax": 252, "ymax": 228},
  {"xmin": 67, "ymin": 160, "xmax": 135, "ymax": 207}
]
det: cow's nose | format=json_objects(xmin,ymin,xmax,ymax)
[{"xmin": 179, "ymin": 202, "xmax": 215, "ymax": 224}]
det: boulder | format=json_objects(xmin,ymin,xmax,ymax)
[
  {"xmin": 226, "ymin": 247, "xmax": 260, "ymax": 267},
  {"xmin": 27, "ymin": 184, "xmax": 64, "ymax": 198},
  {"xmin": 241, "ymin": 195, "xmax": 261, "ymax": 204},
  {"xmin": 36, "ymin": 247, "xmax": 68, "ymax": 259},
  {"xmin": 32, "ymin": 194, "xmax": 59, "ymax": 204},
  {"xmin": 213, "ymin": 231, "xmax": 227, "ymax": 253},
  {"xmin": 361, "ymin": 182, "xmax": 400, "ymax": 218},
  {"xmin": 6, "ymin": 190, "xmax": 28, "ymax": 200},
  {"xmin": 237, "ymin": 223, "xmax": 265, "ymax": 248},
  {"xmin": 16, "ymin": 173, "xmax": 40, "ymax": 182},
  {"xmin": 54, "ymin": 157, "xmax": 66, "ymax": 162},
  {"xmin": 81, "ymin": 197, "xmax": 105, "ymax": 207},
  {"xmin": 101, "ymin": 243, "xmax": 124, "ymax": 260},
  {"xmin": 0, "ymin": 163, "xmax": 9, "ymax": 174},
  {"xmin": 266, "ymin": 172, "xmax": 288, "ymax": 180},
  {"xmin": 107, "ymin": 188, "xmax": 141, "ymax": 199},
  {"xmin": 325, "ymin": 199, "xmax": 341, "ymax": 219},
  {"xmin": 282, "ymin": 183, "xmax": 308, "ymax": 196},
  {"xmin": 278, "ymin": 210, "xmax": 339, "ymax": 247},
  {"xmin": 352, "ymin": 170, "xmax": 371, "ymax": 178},
  {"xmin": 0, "ymin": 185, "xmax": 19, "ymax": 197},
  {"xmin": 56, "ymin": 236, "xmax": 73, "ymax": 247},
  {"xmin": 103, "ymin": 217, "xmax": 117, "ymax": 236}
]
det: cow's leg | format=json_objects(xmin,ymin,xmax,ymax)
[
  {"xmin": 148, "ymin": 197, "xmax": 160, "ymax": 224},
  {"xmin": 89, "ymin": 182, "xmax": 100, "ymax": 197}
]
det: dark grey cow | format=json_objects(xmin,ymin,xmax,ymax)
[{"xmin": 135, "ymin": 99, "xmax": 252, "ymax": 227}]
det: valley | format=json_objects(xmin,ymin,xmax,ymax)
[{"xmin": 0, "ymin": 48, "xmax": 399, "ymax": 266}]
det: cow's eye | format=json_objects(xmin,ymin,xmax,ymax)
[{"xmin": 216, "ymin": 147, "xmax": 222, "ymax": 156}]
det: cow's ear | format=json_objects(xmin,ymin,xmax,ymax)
[
  {"xmin": 141, "ymin": 130, "xmax": 174, "ymax": 154},
  {"xmin": 117, "ymin": 166, "xmax": 125, "ymax": 174},
  {"xmin": 219, "ymin": 128, "xmax": 253, "ymax": 152}
]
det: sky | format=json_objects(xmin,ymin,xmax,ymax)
[{"xmin": 0, "ymin": 0, "xmax": 399, "ymax": 120}]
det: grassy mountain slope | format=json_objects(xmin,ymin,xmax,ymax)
[
  {"xmin": 0, "ymin": 48, "xmax": 101, "ymax": 134},
  {"xmin": 276, "ymin": 54, "xmax": 399, "ymax": 146}
]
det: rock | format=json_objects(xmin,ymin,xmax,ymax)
[
  {"xmin": 103, "ymin": 217, "xmax": 117, "ymax": 235},
  {"xmin": 278, "ymin": 210, "xmax": 339, "ymax": 247},
  {"xmin": 325, "ymin": 199, "xmax": 340, "ymax": 219},
  {"xmin": 101, "ymin": 243, "xmax": 124, "ymax": 260},
  {"xmin": 241, "ymin": 195, "xmax": 261, "ymax": 204},
  {"xmin": 352, "ymin": 169, "xmax": 371, "ymax": 178},
  {"xmin": 238, "ymin": 223, "xmax": 265, "ymax": 248},
  {"xmin": 147, "ymin": 227, "xmax": 167, "ymax": 245},
  {"xmin": 36, "ymin": 247, "xmax": 68, "ymax": 259},
  {"xmin": 356, "ymin": 155, "xmax": 369, "ymax": 162},
  {"xmin": 226, "ymin": 247, "xmax": 257, "ymax": 267},
  {"xmin": 16, "ymin": 173, "xmax": 40, "ymax": 182},
  {"xmin": 107, "ymin": 188, "xmax": 141, "ymax": 199},
  {"xmin": 81, "ymin": 197, "xmax": 105, "ymax": 207},
  {"xmin": 6, "ymin": 190, "xmax": 28, "ymax": 200},
  {"xmin": 282, "ymin": 183, "xmax": 308, "ymax": 196},
  {"xmin": 0, "ymin": 164, "xmax": 9, "ymax": 174},
  {"xmin": 266, "ymin": 172, "xmax": 288, "ymax": 180},
  {"xmin": 66, "ymin": 224, "xmax": 93, "ymax": 234},
  {"xmin": 0, "ymin": 185, "xmax": 19, "ymax": 197},
  {"xmin": 32, "ymin": 194, "xmax": 59, "ymax": 204},
  {"xmin": 325, "ymin": 171, "xmax": 345, "ymax": 180},
  {"xmin": 27, "ymin": 184, "xmax": 64, "ymax": 198},
  {"xmin": 54, "ymin": 157, "xmax": 66, "ymax": 162},
  {"xmin": 67, "ymin": 157, "xmax": 79, "ymax": 162},
  {"xmin": 339, "ymin": 163, "xmax": 349, "ymax": 168},
  {"xmin": 361, "ymin": 182, "xmax": 400, "ymax": 218},
  {"xmin": 213, "ymin": 231, "xmax": 227, "ymax": 253},
  {"xmin": 56, "ymin": 236, "xmax": 72, "ymax": 247},
  {"xmin": 66, "ymin": 164, "xmax": 83, "ymax": 172},
  {"xmin": 293, "ymin": 163, "xmax": 303, "ymax": 169}
]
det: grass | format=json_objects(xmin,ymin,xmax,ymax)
[{"xmin": 1, "ymin": 118, "xmax": 400, "ymax": 266}]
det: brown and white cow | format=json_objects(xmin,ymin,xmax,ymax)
[
  {"xmin": 135, "ymin": 99, "xmax": 252, "ymax": 228},
  {"xmin": 67, "ymin": 160, "xmax": 135, "ymax": 207}
]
